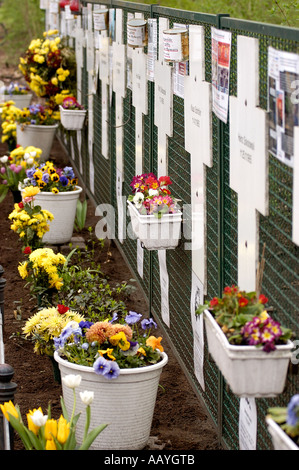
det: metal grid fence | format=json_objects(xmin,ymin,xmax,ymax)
[{"xmin": 60, "ymin": 1, "xmax": 299, "ymax": 450}]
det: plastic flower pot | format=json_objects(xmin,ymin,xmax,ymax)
[
  {"xmin": 266, "ymin": 417, "xmax": 299, "ymax": 450},
  {"xmin": 26, "ymin": 186, "xmax": 82, "ymax": 245},
  {"xmin": 59, "ymin": 105, "xmax": 87, "ymax": 131},
  {"xmin": 54, "ymin": 351, "xmax": 168, "ymax": 450},
  {"xmin": 204, "ymin": 309, "xmax": 293, "ymax": 398},
  {"xmin": 16, "ymin": 123, "xmax": 58, "ymax": 162},
  {"xmin": 127, "ymin": 200, "xmax": 182, "ymax": 250},
  {"xmin": 10, "ymin": 93, "xmax": 33, "ymax": 109}
]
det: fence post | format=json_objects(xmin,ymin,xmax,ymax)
[{"xmin": 0, "ymin": 364, "xmax": 17, "ymax": 450}]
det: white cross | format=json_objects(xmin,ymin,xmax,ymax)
[
  {"xmin": 292, "ymin": 127, "xmax": 299, "ymax": 244},
  {"xmin": 99, "ymin": 30, "xmax": 110, "ymax": 159},
  {"xmin": 154, "ymin": 17, "xmax": 173, "ymax": 177},
  {"xmin": 230, "ymin": 35, "xmax": 268, "ymax": 291},
  {"xmin": 131, "ymin": 13, "xmax": 148, "ymax": 175},
  {"xmin": 112, "ymin": 9, "xmax": 126, "ymax": 242},
  {"xmin": 184, "ymin": 24, "xmax": 212, "ymax": 293}
]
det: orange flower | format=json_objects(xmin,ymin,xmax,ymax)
[{"xmin": 146, "ymin": 336, "xmax": 164, "ymax": 352}]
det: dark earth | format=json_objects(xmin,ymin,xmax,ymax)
[{"xmin": 0, "ymin": 57, "xmax": 222, "ymax": 452}]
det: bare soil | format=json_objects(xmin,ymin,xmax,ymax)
[{"xmin": 0, "ymin": 58, "xmax": 221, "ymax": 452}]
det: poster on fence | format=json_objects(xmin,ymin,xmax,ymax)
[
  {"xmin": 211, "ymin": 27, "xmax": 231, "ymax": 124},
  {"xmin": 268, "ymin": 47, "xmax": 299, "ymax": 168},
  {"xmin": 147, "ymin": 18, "xmax": 157, "ymax": 82}
]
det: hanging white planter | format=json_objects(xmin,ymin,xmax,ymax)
[
  {"xmin": 16, "ymin": 123, "xmax": 58, "ymax": 162},
  {"xmin": 266, "ymin": 417, "xmax": 299, "ymax": 450},
  {"xmin": 204, "ymin": 309, "xmax": 293, "ymax": 398},
  {"xmin": 10, "ymin": 93, "xmax": 33, "ymax": 109},
  {"xmin": 24, "ymin": 186, "xmax": 82, "ymax": 245},
  {"xmin": 59, "ymin": 105, "xmax": 87, "ymax": 131},
  {"xmin": 127, "ymin": 200, "xmax": 182, "ymax": 250},
  {"xmin": 54, "ymin": 351, "xmax": 168, "ymax": 450}
]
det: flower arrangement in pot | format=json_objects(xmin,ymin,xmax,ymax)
[
  {"xmin": 18, "ymin": 247, "xmax": 68, "ymax": 306},
  {"xmin": 8, "ymin": 186, "xmax": 54, "ymax": 251},
  {"xmin": 196, "ymin": 285, "xmax": 294, "ymax": 397},
  {"xmin": 19, "ymin": 161, "xmax": 82, "ymax": 244},
  {"xmin": 15, "ymin": 104, "xmax": 60, "ymax": 161},
  {"xmin": 0, "ymin": 374, "xmax": 107, "ymax": 450},
  {"xmin": 1, "ymin": 81, "xmax": 32, "ymax": 108},
  {"xmin": 0, "ymin": 100, "xmax": 20, "ymax": 151},
  {"xmin": 127, "ymin": 173, "xmax": 182, "ymax": 250},
  {"xmin": 53, "ymin": 310, "xmax": 168, "ymax": 450},
  {"xmin": 18, "ymin": 29, "xmax": 77, "ymax": 112},
  {"xmin": 59, "ymin": 96, "xmax": 87, "ymax": 131},
  {"xmin": 0, "ymin": 145, "xmax": 41, "ymax": 203},
  {"xmin": 266, "ymin": 394, "xmax": 299, "ymax": 450}
]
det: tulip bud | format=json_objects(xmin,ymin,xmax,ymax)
[
  {"xmin": 62, "ymin": 374, "xmax": 82, "ymax": 389},
  {"xmin": 79, "ymin": 390, "xmax": 94, "ymax": 406}
]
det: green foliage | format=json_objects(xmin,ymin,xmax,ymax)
[
  {"xmin": 129, "ymin": 0, "xmax": 298, "ymax": 26},
  {"xmin": 0, "ymin": 0, "xmax": 45, "ymax": 64},
  {"xmin": 74, "ymin": 199, "xmax": 88, "ymax": 232}
]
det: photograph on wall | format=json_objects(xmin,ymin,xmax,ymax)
[
  {"xmin": 211, "ymin": 27, "xmax": 231, "ymax": 124},
  {"xmin": 268, "ymin": 46, "xmax": 299, "ymax": 168}
]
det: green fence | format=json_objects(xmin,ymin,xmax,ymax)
[{"xmin": 58, "ymin": 1, "xmax": 299, "ymax": 450}]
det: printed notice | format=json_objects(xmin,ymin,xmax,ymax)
[
  {"xmin": 211, "ymin": 27, "xmax": 231, "ymax": 124},
  {"xmin": 190, "ymin": 272, "xmax": 205, "ymax": 390},
  {"xmin": 239, "ymin": 398, "xmax": 257, "ymax": 450},
  {"xmin": 268, "ymin": 46, "xmax": 299, "ymax": 168},
  {"xmin": 147, "ymin": 18, "xmax": 157, "ymax": 82}
]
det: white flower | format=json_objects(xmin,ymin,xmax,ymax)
[
  {"xmin": 62, "ymin": 374, "xmax": 82, "ymax": 389},
  {"xmin": 31, "ymin": 409, "xmax": 48, "ymax": 427},
  {"xmin": 26, "ymin": 157, "xmax": 34, "ymax": 165},
  {"xmin": 79, "ymin": 390, "xmax": 94, "ymax": 405},
  {"xmin": 148, "ymin": 188, "xmax": 158, "ymax": 196},
  {"xmin": 24, "ymin": 152, "xmax": 30, "ymax": 160},
  {"xmin": 133, "ymin": 192, "xmax": 144, "ymax": 209},
  {"xmin": 30, "ymin": 151, "xmax": 37, "ymax": 157},
  {"xmin": 0, "ymin": 156, "xmax": 8, "ymax": 164}
]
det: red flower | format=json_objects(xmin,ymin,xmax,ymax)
[
  {"xmin": 158, "ymin": 176, "xmax": 172, "ymax": 187},
  {"xmin": 238, "ymin": 297, "xmax": 248, "ymax": 307},
  {"xmin": 23, "ymin": 246, "xmax": 31, "ymax": 254},
  {"xmin": 57, "ymin": 304, "xmax": 69, "ymax": 314},
  {"xmin": 210, "ymin": 297, "xmax": 219, "ymax": 307},
  {"xmin": 259, "ymin": 294, "xmax": 268, "ymax": 304},
  {"xmin": 223, "ymin": 286, "xmax": 232, "ymax": 294},
  {"xmin": 18, "ymin": 202, "xmax": 24, "ymax": 209}
]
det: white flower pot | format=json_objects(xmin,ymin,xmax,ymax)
[
  {"xmin": 31, "ymin": 186, "xmax": 82, "ymax": 244},
  {"xmin": 54, "ymin": 351, "xmax": 168, "ymax": 450},
  {"xmin": 204, "ymin": 310, "xmax": 293, "ymax": 398},
  {"xmin": 266, "ymin": 417, "xmax": 299, "ymax": 450},
  {"xmin": 16, "ymin": 123, "xmax": 58, "ymax": 162},
  {"xmin": 127, "ymin": 200, "xmax": 182, "ymax": 250},
  {"xmin": 10, "ymin": 93, "xmax": 33, "ymax": 109},
  {"xmin": 59, "ymin": 105, "xmax": 86, "ymax": 130}
]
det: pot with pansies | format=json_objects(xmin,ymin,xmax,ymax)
[
  {"xmin": 0, "ymin": 145, "xmax": 42, "ymax": 203},
  {"xmin": 266, "ymin": 394, "xmax": 299, "ymax": 450},
  {"xmin": 19, "ymin": 161, "xmax": 82, "ymax": 244},
  {"xmin": 53, "ymin": 310, "xmax": 168, "ymax": 450},
  {"xmin": 196, "ymin": 285, "xmax": 294, "ymax": 397},
  {"xmin": 59, "ymin": 96, "xmax": 87, "ymax": 131},
  {"xmin": 1, "ymin": 81, "xmax": 33, "ymax": 109},
  {"xmin": 127, "ymin": 173, "xmax": 182, "ymax": 250},
  {"xmin": 15, "ymin": 104, "xmax": 60, "ymax": 162}
]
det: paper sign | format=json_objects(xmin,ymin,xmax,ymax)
[
  {"xmin": 239, "ymin": 398, "xmax": 257, "ymax": 450},
  {"xmin": 211, "ymin": 27, "xmax": 231, "ymax": 124}
]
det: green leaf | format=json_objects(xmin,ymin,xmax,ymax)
[{"xmin": 78, "ymin": 424, "xmax": 108, "ymax": 450}]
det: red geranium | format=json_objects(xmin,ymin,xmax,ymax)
[{"xmin": 57, "ymin": 304, "xmax": 70, "ymax": 314}]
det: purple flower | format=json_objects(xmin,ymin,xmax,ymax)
[
  {"xmin": 141, "ymin": 318, "xmax": 157, "ymax": 330},
  {"xmin": 42, "ymin": 173, "xmax": 50, "ymax": 183},
  {"xmin": 125, "ymin": 311, "xmax": 142, "ymax": 324},
  {"xmin": 109, "ymin": 313, "xmax": 118, "ymax": 323},
  {"xmin": 63, "ymin": 166, "xmax": 75, "ymax": 179},
  {"xmin": 26, "ymin": 168, "xmax": 35, "ymax": 178},
  {"xmin": 59, "ymin": 175, "xmax": 69, "ymax": 186},
  {"xmin": 287, "ymin": 394, "xmax": 299, "ymax": 426},
  {"xmin": 1, "ymin": 167, "xmax": 6, "ymax": 174},
  {"xmin": 93, "ymin": 356, "xmax": 111, "ymax": 376},
  {"xmin": 104, "ymin": 361, "xmax": 120, "ymax": 379}
]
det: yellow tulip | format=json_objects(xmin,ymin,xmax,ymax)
[
  {"xmin": 45, "ymin": 439, "xmax": 57, "ymax": 450},
  {"xmin": 44, "ymin": 419, "xmax": 57, "ymax": 440},
  {"xmin": 0, "ymin": 401, "xmax": 19, "ymax": 422},
  {"xmin": 57, "ymin": 415, "xmax": 70, "ymax": 444},
  {"xmin": 27, "ymin": 408, "xmax": 43, "ymax": 435}
]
